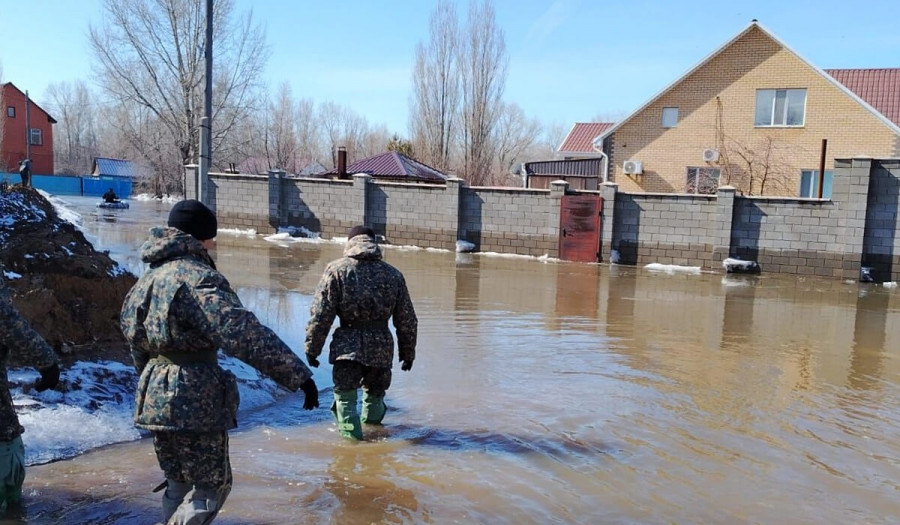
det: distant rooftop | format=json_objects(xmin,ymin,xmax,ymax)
[
  {"xmin": 825, "ymin": 68, "xmax": 900, "ymax": 128},
  {"xmin": 558, "ymin": 122, "xmax": 615, "ymax": 153},
  {"xmin": 328, "ymin": 151, "xmax": 448, "ymax": 183}
]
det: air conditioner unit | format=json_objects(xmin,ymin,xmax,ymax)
[
  {"xmin": 623, "ymin": 160, "xmax": 643, "ymax": 175},
  {"xmin": 702, "ymin": 148, "xmax": 720, "ymax": 163}
]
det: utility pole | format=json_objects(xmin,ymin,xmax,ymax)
[
  {"xmin": 198, "ymin": 0, "xmax": 213, "ymax": 204},
  {"xmin": 24, "ymin": 90, "xmax": 31, "ymax": 161}
]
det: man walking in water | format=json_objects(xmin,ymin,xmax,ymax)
[
  {"xmin": 120, "ymin": 200, "xmax": 320, "ymax": 524},
  {"xmin": 0, "ymin": 273, "xmax": 60, "ymax": 515},
  {"xmin": 305, "ymin": 225, "xmax": 417, "ymax": 440}
]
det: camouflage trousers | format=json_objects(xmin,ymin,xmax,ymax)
[
  {"xmin": 332, "ymin": 361, "xmax": 392, "ymax": 396},
  {"xmin": 0, "ymin": 436, "xmax": 25, "ymax": 509},
  {"xmin": 152, "ymin": 430, "xmax": 232, "ymax": 493}
]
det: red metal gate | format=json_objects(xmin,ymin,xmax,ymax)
[{"xmin": 558, "ymin": 194, "xmax": 602, "ymax": 262}]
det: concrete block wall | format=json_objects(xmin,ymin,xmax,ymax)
[
  {"xmin": 613, "ymin": 192, "xmax": 719, "ymax": 266},
  {"xmin": 207, "ymin": 172, "xmax": 272, "ymax": 231},
  {"xmin": 191, "ymin": 157, "xmax": 899, "ymax": 281},
  {"xmin": 731, "ymin": 197, "xmax": 846, "ymax": 277},
  {"xmin": 281, "ymin": 177, "xmax": 357, "ymax": 238},
  {"xmin": 369, "ymin": 181, "xmax": 456, "ymax": 249},
  {"xmin": 460, "ymin": 185, "xmax": 560, "ymax": 257}
]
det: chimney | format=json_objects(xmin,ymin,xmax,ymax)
[{"xmin": 337, "ymin": 146, "xmax": 347, "ymax": 178}]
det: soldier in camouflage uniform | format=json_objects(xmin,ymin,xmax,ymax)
[
  {"xmin": 305, "ymin": 225, "xmax": 417, "ymax": 440},
  {"xmin": 0, "ymin": 274, "xmax": 60, "ymax": 513},
  {"xmin": 120, "ymin": 200, "xmax": 319, "ymax": 525}
]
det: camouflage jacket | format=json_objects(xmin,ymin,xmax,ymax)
[
  {"xmin": 0, "ymin": 278, "xmax": 59, "ymax": 441},
  {"xmin": 120, "ymin": 227, "xmax": 312, "ymax": 432},
  {"xmin": 305, "ymin": 235, "xmax": 417, "ymax": 368}
]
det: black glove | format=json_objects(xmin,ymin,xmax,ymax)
[
  {"xmin": 34, "ymin": 363, "xmax": 60, "ymax": 392},
  {"xmin": 300, "ymin": 378, "xmax": 319, "ymax": 410},
  {"xmin": 306, "ymin": 354, "xmax": 319, "ymax": 368},
  {"xmin": 401, "ymin": 359, "xmax": 413, "ymax": 372}
]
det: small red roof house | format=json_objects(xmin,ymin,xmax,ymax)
[
  {"xmin": 327, "ymin": 151, "xmax": 449, "ymax": 183},
  {"xmin": 1, "ymin": 83, "xmax": 56, "ymax": 175}
]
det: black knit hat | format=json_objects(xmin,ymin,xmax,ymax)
[
  {"xmin": 348, "ymin": 225, "xmax": 375, "ymax": 240},
  {"xmin": 168, "ymin": 200, "xmax": 218, "ymax": 241}
]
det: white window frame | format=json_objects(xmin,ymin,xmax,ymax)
[
  {"xmin": 29, "ymin": 128, "xmax": 42, "ymax": 146},
  {"xmin": 661, "ymin": 107, "xmax": 678, "ymax": 128},
  {"xmin": 686, "ymin": 167, "xmax": 720, "ymax": 195},
  {"xmin": 799, "ymin": 169, "xmax": 833, "ymax": 199},
  {"xmin": 755, "ymin": 88, "xmax": 806, "ymax": 127},
  {"xmin": 6, "ymin": 106, "xmax": 14, "ymax": 118}
]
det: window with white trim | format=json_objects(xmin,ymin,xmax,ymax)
[
  {"xmin": 799, "ymin": 169, "xmax": 833, "ymax": 198},
  {"xmin": 662, "ymin": 107, "xmax": 678, "ymax": 128},
  {"xmin": 686, "ymin": 167, "xmax": 720, "ymax": 194},
  {"xmin": 29, "ymin": 128, "xmax": 42, "ymax": 146},
  {"xmin": 6, "ymin": 106, "xmax": 14, "ymax": 118},
  {"xmin": 754, "ymin": 89, "xmax": 806, "ymax": 126}
]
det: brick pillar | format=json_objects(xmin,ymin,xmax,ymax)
[
  {"xmin": 268, "ymin": 169, "xmax": 285, "ymax": 231},
  {"xmin": 713, "ymin": 186, "xmax": 736, "ymax": 264},
  {"xmin": 352, "ymin": 173, "xmax": 371, "ymax": 227},
  {"xmin": 599, "ymin": 182, "xmax": 618, "ymax": 262},
  {"xmin": 444, "ymin": 177, "xmax": 465, "ymax": 250},
  {"xmin": 549, "ymin": 180, "xmax": 569, "ymax": 258},
  {"xmin": 183, "ymin": 164, "xmax": 199, "ymax": 201}
]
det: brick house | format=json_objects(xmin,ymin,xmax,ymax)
[
  {"xmin": 1, "ymin": 83, "xmax": 56, "ymax": 175},
  {"xmin": 581, "ymin": 21, "xmax": 900, "ymax": 197}
]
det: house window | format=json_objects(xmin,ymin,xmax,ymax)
[
  {"xmin": 686, "ymin": 167, "xmax": 720, "ymax": 194},
  {"xmin": 800, "ymin": 169, "xmax": 833, "ymax": 198},
  {"xmin": 754, "ymin": 89, "xmax": 806, "ymax": 126},
  {"xmin": 662, "ymin": 107, "xmax": 678, "ymax": 128},
  {"xmin": 6, "ymin": 106, "xmax": 14, "ymax": 118},
  {"xmin": 29, "ymin": 128, "xmax": 42, "ymax": 146}
]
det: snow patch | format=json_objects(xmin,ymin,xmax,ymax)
[
  {"xmin": 644, "ymin": 263, "xmax": 702, "ymax": 275},
  {"xmin": 3, "ymin": 270, "xmax": 22, "ymax": 279},
  {"xmin": 218, "ymin": 228, "xmax": 257, "ymax": 237},
  {"xmin": 883, "ymin": 281, "xmax": 898, "ymax": 288}
]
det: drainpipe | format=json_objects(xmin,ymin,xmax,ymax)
[{"xmin": 592, "ymin": 135, "xmax": 609, "ymax": 183}]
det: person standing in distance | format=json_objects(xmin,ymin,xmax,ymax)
[
  {"xmin": 305, "ymin": 225, "xmax": 417, "ymax": 440},
  {"xmin": 120, "ymin": 200, "xmax": 319, "ymax": 524},
  {"xmin": 0, "ymin": 273, "xmax": 60, "ymax": 515}
]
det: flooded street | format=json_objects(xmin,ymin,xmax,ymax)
[{"xmin": 8, "ymin": 196, "xmax": 900, "ymax": 524}]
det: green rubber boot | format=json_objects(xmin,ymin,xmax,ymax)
[
  {"xmin": 331, "ymin": 390, "xmax": 363, "ymax": 440},
  {"xmin": 361, "ymin": 392, "xmax": 386, "ymax": 425}
]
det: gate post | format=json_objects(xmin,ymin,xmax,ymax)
[
  {"xmin": 600, "ymin": 182, "xmax": 618, "ymax": 262},
  {"xmin": 268, "ymin": 169, "xmax": 285, "ymax": 231},
  {"xmin": 549, "ymin": 180, "xmax": 569, "ymax": 259}
]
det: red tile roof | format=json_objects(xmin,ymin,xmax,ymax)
[
  {"xmin": 825, "ymin": 68, "xmax": 900, "ymax": 128},
  {"xmin": 558, "ymin": 122, "xmax": 614, "ymax": 153},
  {"xmin": 328, "ymin": 151, "xmax": 448, "ymax": 182}
]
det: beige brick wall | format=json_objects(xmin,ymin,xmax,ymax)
[{"xmin": 610, "ymin": 25, "xmax": 900, "ymax": 195}]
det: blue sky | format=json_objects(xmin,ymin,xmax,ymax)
[{"xmin": 1, "ymin": 0, "xmax": 899, "ymax": 135}]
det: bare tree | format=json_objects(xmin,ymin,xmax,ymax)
[
  {"xmin": 409, "ymin": 0, "xmax": 459, "ymax": 173},
  {"xmin": 493, "ymin": 102, "xmax": 541, "ymax": 179},
  {"xmin": 264, "ymin": 82, "xmax": 298, "ymax": 173},
  {"xmin": 458, "ymin": 0, "xmax": 508, "ymax": 185},
  {"xmin": 46, "ymin": 80, "xmax": 101, "ymax": 174},
  {"xmin": 719, "ymin": 135, "xmax": 800, "ymax": 196},
  {"xmin": 89, "ymin": 0, "xmax": 268, "ymax": 191}
]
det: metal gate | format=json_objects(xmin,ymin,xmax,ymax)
[{"xmin": 558, "ymin": 194, "xmax": 602, "ymax": 262}]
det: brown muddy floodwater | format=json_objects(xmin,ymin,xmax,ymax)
[{"xmin": 7, "ymin": 196, "xmax": 900, "ymax": 524}]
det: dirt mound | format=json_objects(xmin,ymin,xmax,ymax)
[{"xmin": 1, "ymin": 186, "xmax": 136, "ymax": 365}]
